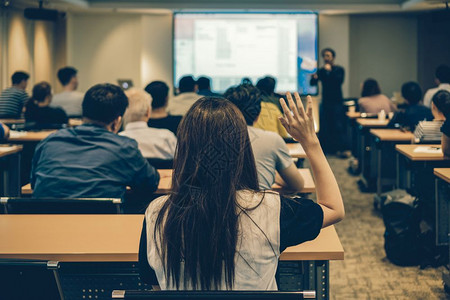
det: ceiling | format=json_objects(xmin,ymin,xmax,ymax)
[{"xmin": 3, "ymin": 0, "xmax": 449, "ymax": 14}]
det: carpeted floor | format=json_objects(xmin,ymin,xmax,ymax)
[{"xmin": 308, "ymin": 156, "xmax": 448, "ymax": 299}]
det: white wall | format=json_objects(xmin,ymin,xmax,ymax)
[{"xmin": 349, "ymin": 14, "xmax": 418, "ymax": 98}]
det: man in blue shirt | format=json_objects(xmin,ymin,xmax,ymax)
[{"xmin": 31, "ymin": 83, "xmax": 160, "ymax": 200}]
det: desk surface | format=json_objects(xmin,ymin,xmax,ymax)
[
  {"xmin": 68, "ymin": 118, "xmax": 83, "ymax": 127},
  {"xmin": 396, "ymin": 144, "xmax": 448, "ymax": 161},
  {"xmin": 370, "ymin": 129, "xmax": 414, "ymax": 142},
  {"xmin": 346, "ymin": 112, "xmax": 361, "ymax": 119},
  {"xmin": 0, "ymin": 145, "xmax": 23, "ymax": 157},
  {"xmin": 356, "ymin": 118, "xmax": 389, "ymax": 127},
  {"xmin": 22, "ymin": 169, "xmax": 315, "ymax": 195},
  {"xmin": 8, "ymin": 130, "xmax": 56, "ymax": 142},
  {"xmin": 434, "ymin": 168, "xmax": 450, "ymax": 184},
  {"xmin": 0, "ymin": 119, "xmax": 25, "ymax": 125},
  {"xmin": 287, "ymin": 143, "xmax": 306, "ymax": 159},
  {"xmin": 0, "ymin": 215, "xmax": 343, "ymax": 262}
]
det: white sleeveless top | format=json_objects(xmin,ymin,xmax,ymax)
[{"xmin": 144, "ymin": 190, "xmax": 281, "ymax": 290}]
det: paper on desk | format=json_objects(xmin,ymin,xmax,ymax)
[
  {"xmin": 9, "ymin": 131, "xmax": 27, "ymax": 138},
  {"xmin": 413, "ymin": 146, "xmax": 442, "ymax": 154}
]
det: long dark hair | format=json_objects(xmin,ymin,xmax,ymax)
[
  {"xmin": 361, "ymin": 78, "xmax": 381, "ymax": 97},
  {"xmin": 154, "ymin": 97, "xmax": 259, "ymax": 290}
]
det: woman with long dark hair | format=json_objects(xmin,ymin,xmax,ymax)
[
  {"xmin": 358, "ymin": 78, "xmax": 396, "ymax": 114},
  {"xmin": 139, "ymin": 94, "xmax": 344, "ymax": 290}
]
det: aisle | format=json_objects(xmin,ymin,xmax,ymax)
[{"xmin": 314, "ymin": 157, "xmax": 447, "ymax": 299}]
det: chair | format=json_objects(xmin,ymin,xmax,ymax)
[
  {"xmin": 0, "ymin": 197, "xmax": 123, "ymax": 214},
  {"xmin": 111, "ymin": 290, "xmax": 316, "ymax": 299},
  {"xmin": 0, "ymin": 259, "xmax": 62, "ymax": 300},
  {"xmin": 146, "ymin": 158, "xmax": 173, "ymax": 170}
]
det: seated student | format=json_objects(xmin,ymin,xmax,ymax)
[
  {"xmin": 197, "ymin": 76, "xmax": 221, "ymax": 97},
  {"xmin": 388, "ymin": 81, "xmax": 433, "ymax": 131},
  {"xmin": 52, "ymin": 66, "xmax": 84, "ymax": 117},
  {"xmin": 424, "ymin": 64, "xmax": 450, "ymax": 108},
  {"xmin": 0, "ymin": 71, "xmax": 29, "ymax": 118},
  {"xmin": 224, "ymin": 84, "xmax": 304, "ymax": 192},
  {"xmin": 358, "ymin": 78, "xmax": 396, "ymax": 114},
  {"xmin": 435, "ymin": 91, "xmax": 450, "ymax": 157},
  {"xmin": 139, "ymin": 95, "xmax": 344, "ymax": 290},
  {"xmin": 120, "ymin": 89, "xmax": 177, "ymax": 160},
  {"xmin": 31, "ymin": 83, "xmax": 160, "ymax": 199},
  {"xmin": 256, "ymin": 76, "xmax": 283, "ymax": 111},
  {"xmin": 167, "ymin": 76, "xmax": 202, "ymax": 116},
  {"xmin": 414, "ymin": 90, "xmax": 449, "ymax": 143},
  {"xmin": 25, "ymin": 82, "xmax": 68, "ymax": 128},
  {"xmin": 145, "ymin": 81, "xmax": 182, "ymax": 135}
]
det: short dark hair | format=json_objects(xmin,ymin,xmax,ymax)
[
  {"xmin": 432, "ymin": 90, "xmax": 450, "ymax": 118},
  {"xmin": 435, "ymin": 64, "xmax": 450, "ymax": 84},
  {"xmin": 223, "ymin": 84, "xmax": 262, "ymax": 125},
  {"xmin": 197, "ymin": 76, "xmax": 211, "ymax": 90},
  {"xmin": 32, "ymin": 82, "xmax": 51, "ymax": 103},
  {"xmin": 57, "ymin": 67, "xmax": 78, "ymax": 86},
  {"xmin": 256, "ymin": 76, "xmax": 276, "ymax": 95},
  {"xmin": 361, "ymin": 78, "xmax": 381, "ymax": 97},
  {"xmin": 321, "ymin": 48, "xmax": 336, "ymax": 58},
  {"xmin": 11, "ymin": 71, "xmax": 29, "ymax": 85},
  {"xmin": 145, "ymin": 81, "xmax": 169, "ymax": 109},
  {"xmin": 178, "ymin": 76, "xmax": 196, "ymax": 93},
  {"xmin": 401, "ymin": 81, "xmax": 422, "ymax": 105},
  {"xmin": 82, "ymin": 83, "xmax": 128, "ymax": 124}
]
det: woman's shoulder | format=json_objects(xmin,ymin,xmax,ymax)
[
  {"xmin": 145, "ymin": 195, "xmax": 170, "ymax": 218},
  {"xmin": 236, "ymin": 190, "xmax": 280, "ymax": 210}
]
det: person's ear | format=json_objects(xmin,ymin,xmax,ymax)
[{"xmin": 111, "ymin": 116, "xmax": 122, "ymax": 133}]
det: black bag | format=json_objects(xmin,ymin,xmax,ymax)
[{"xmin": 381, "ymin": 190, "xmax": 420, "ymax": 266}]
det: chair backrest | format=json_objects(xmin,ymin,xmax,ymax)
[
  {"xmin": 112, "ymin": 290, "xmax": 316, "ymax": 299},
  {"xmin": 146, "ymin": 158, "xmax": 173, "ymax": 170},
  {"xmin": 0, "ymin": 259, "xmax": 62, "ymax": 299},
  {"xmin": 0, "ymin": 197, "xmax": 123, "ymax": 214}
]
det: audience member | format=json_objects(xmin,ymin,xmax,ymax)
[
  {"xmin": 0, "ymin": 71, "xmax": 29, "ymax": 118},
  {"xmin": 224, "ymin": 84, "xmax": 304, "ymax": 192},
  {"xmin": 388, "ymin": 82, "xmax": 433, "ymax": 131},
  {"xmin": 25, "ymin": 82, "xmax": 68, "ymax": 127},
  {"xmin": 423, "ymin": 64, "xmax": 450, "ymax": 108},
  {"xmin": 197, "ymin": 76, "xmax": 221, "ymax": 97},
  {"xmin": 256, "ymin": 76, "xmax": 282, "ymax": 111},
  {"xmin": 167, "ymin": 76, "xmax": 202, "ymax": 116},
  {"xmin": 434, "ymin": 90, "xmax": 450, "ymax": 157},
  {"xmin": 145, "ymin": 81, "xmax": 182, "ymax": 135},
  {"xmin": 139, "ymin": 95, "xmax": 344, "ymax": 289},
  {"xmin": 414, "ymin": 90, "xmax": 449, "ymax": 143},
  {"xmin": 31, "ymin": 83, "xmax": 160, "ymax": 199},
  {"xmin": 120, "ymin": 89, "xmax": 176, "ymax": 160},
  {"xmin": 52, "ymin": 67, "xmax": 84, "ymax": 117},
  {"xmin": 358, "ymin": 78, "xmax": 396, "ymax": 114}
]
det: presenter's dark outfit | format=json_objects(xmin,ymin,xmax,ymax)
[{"xmin": 310, "ymin": 65, "xmax": 346, "ymax": 154}]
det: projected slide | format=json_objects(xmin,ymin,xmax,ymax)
[{"xmin": 174, "ymin": 13, "xmax": 318, "ymax": 95}]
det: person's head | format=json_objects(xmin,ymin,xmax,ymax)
[
  {"xmin": 178, "ymin": 76, "xmax": 197, "ymax": 94},
  {"xmin": 31, "ymin": 82, "xmax": 52, "ymax": 106},
  {"xmin": 223, "ymin": 84, "xmax": 262, "ymax": 126},
  {"xmin": 82, "ymin": 83, "xmax": 128, "ymax": 133},
  {"xmin": 321, "ymin": 48, "xmax": 336, "ymax": 64},
  {"xmin": 155, "ymin": 97, "xmax": 259, "ymax": 290},
  {"xmin": 241, "ymin": 77, "xmax": 253, "ymax": 86},
  {"xmin": 197, "ymin": 76, "xmax": 211, "ymax": 91},
  {"xmin": 57, "ymin": 67, "xmax": 79, "ymax": 90},
  {"xmin": 361, "ymin": 78, "xmax": 381, "ymax": 97},
  {"xmin": 256, "ymin": 76, "xmax": 276, "ymax": 95},
  {"xmin": 123, "ymin": 89, "xmax": 151, "ymax": 125},
  {"xmin": 401, "ymin": 82, "xmax": 422, "ymax": 105},
  {"xmin": 11, "ymin": 71, "xmax": 29, "ymax": 90},
  {"xmin": 435, "ymin": 64, "xmax": 450, "ymax": 84},
  {"xmin": 145, "ymin": 81, "xmax": 169, "ymax": 110},
  {"xmin": 431, "ymin": 90, "xmax": 450, "ymax": 120}
]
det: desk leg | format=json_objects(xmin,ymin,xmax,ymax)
[
  {"xmin": 307, "ymin": 261, "xmax": 329, "ymax": 300},
  {"xmin": 377, "ymin": 146, "xmax": 382, "ymax": 196},
  {"xmin": 4, "ymin": 153, "xmax": 21, "ymax": 197}
]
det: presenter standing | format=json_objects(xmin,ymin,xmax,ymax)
[{"xmin": 310, "ymin": 48, "xmax": 347, "ymax": 156}]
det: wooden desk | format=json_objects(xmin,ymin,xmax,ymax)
[
  {"xmin": 21, "ymin": 169, "xmax": 174, "ymax": 196},
  {"xmin": 0, "ymin": 145, "xmax": 22, "ymax": 197},
  {"xmin": 8, "ymin": 130, "xmax": 56, "ymax": 142},
  {"xmin": 0, "ymin": 118, "xmax": 25, "ymax": 125},
  {"xmin": 356, "ymin": 118, "xmax": 389, "ymax": 128},
  {"xmin": 369, "ymin": 129, "xmax": 414, "ymax": 196},
  {"xmin": 68, "ymin": 118, "xmax": 82, "ymax": 127},
  {"xmin": 272, "ymin": 168, "xmax": 315, "ymax": 193},
  {"xmin": 434, "ymin": 168, "xmax": 450, "ymax": 183},
  {"xmin": 287, "ymin": 143, "xmax": 306, "ymax": 159},
  {"xmin": 395, "ymin": 144, "xmax": 447, "ymax": 161},
  {"xmin": 346, "ymin": 111, "xmax": 361, "ymax": 119}
]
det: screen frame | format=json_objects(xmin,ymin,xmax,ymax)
[{"xmin": 172, "ymin": 11, "xmax": 319, "ymax": 96}]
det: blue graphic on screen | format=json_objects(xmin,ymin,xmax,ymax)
[{"xmin": 173, "ymin": 12, "xmax": 318, "ymax": 95}]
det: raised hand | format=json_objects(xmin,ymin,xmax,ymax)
[{"xmin": 278, "ymin": 92, "xmax": 319, "ymax": 148}]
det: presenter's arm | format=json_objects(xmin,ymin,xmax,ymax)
[{"xmin": 279, "ymin": 93, "xmax": 345, "ymax": 227}]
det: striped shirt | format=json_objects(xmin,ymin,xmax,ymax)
[
  {"xmin": 414, "ymin": 120, "xmax": 444, "ymax": 142},
  {"xmin": 0, "ymin": 87, "xmax": 28, "ymax": 118}
]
